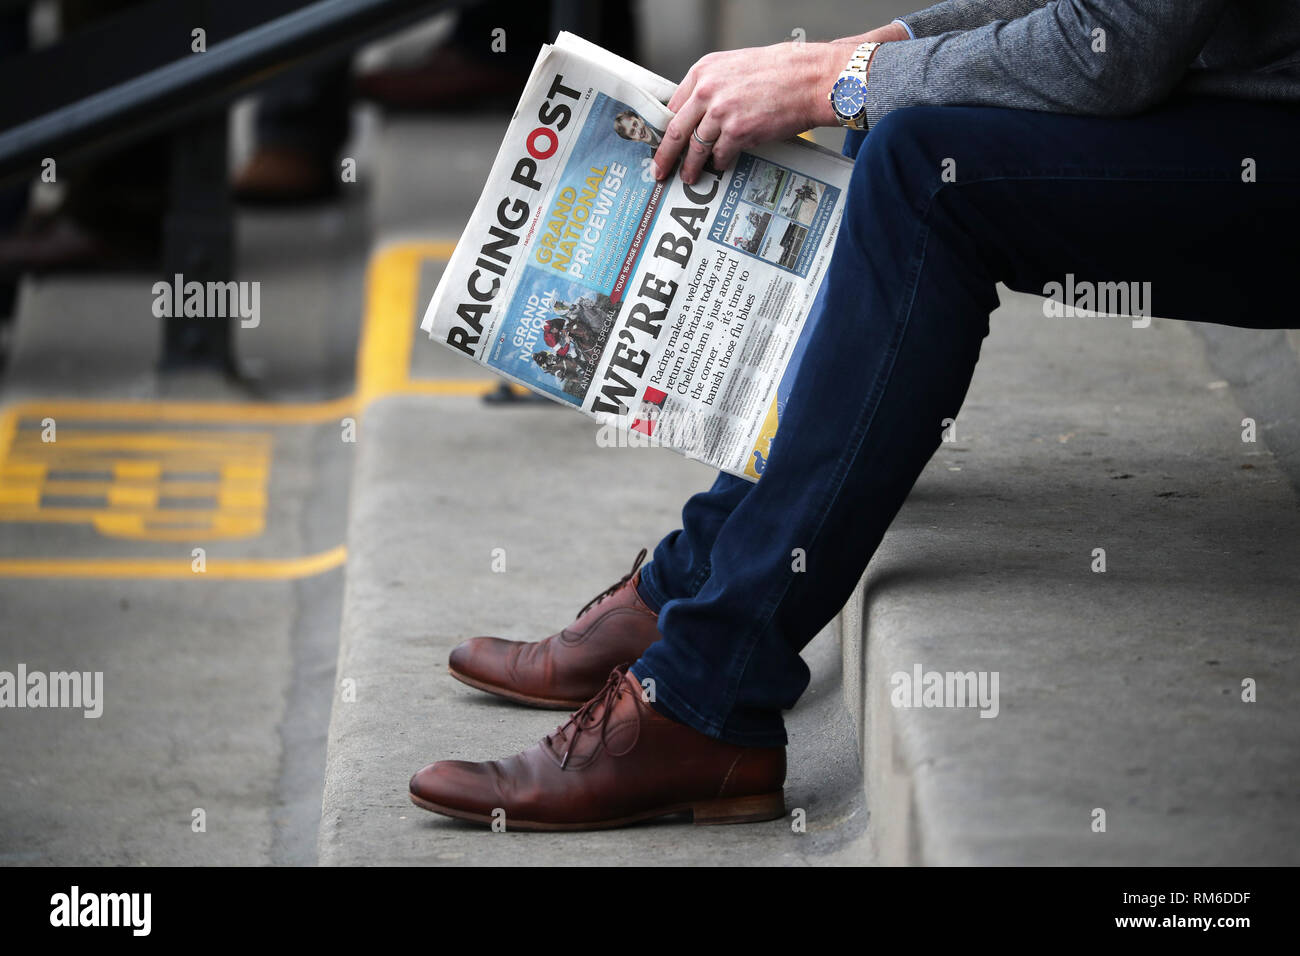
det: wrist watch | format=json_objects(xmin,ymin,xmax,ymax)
[{"xmin": 829, "ymin": 41, "xmax": 881, "ymax": 131}]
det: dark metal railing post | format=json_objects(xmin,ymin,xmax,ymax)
[{"xmin": 161, "ymin": 112, "xmax": 235, "ymax": 370}]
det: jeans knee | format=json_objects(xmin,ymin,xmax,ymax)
[{"xmin": 851, "ymin": 106, "xmax": 953, "ymax": 211}]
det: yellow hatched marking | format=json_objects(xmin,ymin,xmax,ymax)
[
  {"xmin": 115, "ymin": 461, "xmax": 162, "ymax": 480},
  {"xmin": 34, "ymin": 479, "xmax": 226, "ymax": 497},
  {"xmin": 91, "ymin": 512, "xmax": 265, "ymax": 541},
  {"xmin": 0, "ymin": 239, "xmax": 479, "ymax": 576},
  {"xmin": 0, "ymin": 485, "xmax": 40, "ymax": 507},
  {"xmin": 106, "ymin": 485, "xmax": 159, "ymax": 510},
  {"xmin": 0, "ymin": 427, "xmax": 271, "ymax": 541},
  {"xmin": 0, "ymin": 505, "xmax": 260, "ymax": 521}
]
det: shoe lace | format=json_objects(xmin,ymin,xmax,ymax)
[
  {"xmin": 546, "ymin": 667, "xmax": 629, "ymax": 770},
  {"xmin": 575, "ymin": 548, "xmax": 647, "ymax": 620}
]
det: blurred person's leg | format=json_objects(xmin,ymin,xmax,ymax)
[
  {"xmin": 0, "ymin": 6, "xmax": 26, "ymax": 332},
  {"xmin": 59, "ymin": 0, "xmax": 164, "ymax": 253},
  {"xmin": 414, "ymin": 94, "xmax": 1300, "ymax": 828},
  {"xmin": 0, "ymin": 0, "xmax": 166, "ymax": 272},
  {"xmin": 356, "ymin": 1, "xmax": 635, "ymax": 111},
  {"xmin": 0, "ymin": 7, "xmax": 28, "ymax": 235},
  {"xmin": 233, "ymin": 64, "xmax": 351, "ymax": 205}
]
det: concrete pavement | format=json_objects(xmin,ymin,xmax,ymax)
[{"xmin": 0, "ymin": 200, "xmax": 366, "ymax": 866}]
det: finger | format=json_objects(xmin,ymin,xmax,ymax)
[
  {"xmin": 654, "ymin": 94, "xmax": 707, "ymax": 180},
  {"xmin": 679, "ymin": 116, "xmax": 723, "ymax": 185},
  {"xmin": 709, "ymin": 131, "xmax": 743, "ymax": 173},
  {"xmin": 667, "ymin": 67, "xmax": 698, "ymax": 114}
]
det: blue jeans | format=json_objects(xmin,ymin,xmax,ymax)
[{"xmin": 633, "ymin": 96, "xmax": 1300, "ymax": 747}]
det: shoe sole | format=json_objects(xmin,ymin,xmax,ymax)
[
  {"xmin": 409, "ymin": 790, "xmax": 786, "ymax": 831},
  {"xmin": 448, "ymin": 665, "xmax": 588, "ymax": 711}
]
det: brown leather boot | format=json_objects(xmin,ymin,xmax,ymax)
[
  {"xmin": 448, "ymin": 549, "xmax": 660, "ymax": 709},
  {"xmin": 410, "ymin": 668, "xmax": 786, "ymax": 830}
]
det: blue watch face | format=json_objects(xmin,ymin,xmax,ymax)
[{"xmin": 832, "ymin": 75, "xmax": 867, "ymax": 118}]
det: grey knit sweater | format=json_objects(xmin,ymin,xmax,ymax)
[{"xmin": 864, "ymin": 0, "xmax": 1300, "ymax": 125}]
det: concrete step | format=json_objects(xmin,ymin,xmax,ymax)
[{"xmin": 839, "ymin": 290, "xmax": 1300, "ymax": 865}]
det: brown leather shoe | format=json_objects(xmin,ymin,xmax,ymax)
[
  {"xmin": 410, "ymin": 668, "xmax": 786, "ymax": 830},
  {"xmin": 448, "ymin": 549, "xmax": 660, "ymax": 709}
]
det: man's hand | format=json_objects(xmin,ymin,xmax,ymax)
[{"xmin": 654, "ymin": 22, "xmax": 909, "ymax": 185}]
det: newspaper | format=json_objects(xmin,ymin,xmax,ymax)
[{"xmin": 419, "ymin": 32, "xmax": 852, "ymax": 480}]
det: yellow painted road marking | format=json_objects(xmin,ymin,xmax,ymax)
[
  {"xmin": 357, "ymin": 240, "xmax": 456, "ymax": 406},
  {"xmin": 29, "ymin": 480, "xmax": 229, "ymax": 497},
  {"xmin": 0, "ymin": 506, "xmax": 258, "ymax": 523},
  {"xmin": 9, "ymin": 431, "xmax": 270, "ymax": 452},
  {"xmin": 0, "ymin": 381, "xmax": 511, "ymax": 428},
  {"xmin": 0, "ymin": 544, "xmax": 346, "ymax": 580},
  {"xmin": 0, "ymin": 239, "xmax": 500, "ymax": 577},
  {"xmin": 1, "ymin": 426, "xmax": 271, "ymax": 541},
  {"xmin": 91, "ymin": 512, "xmax": 264, "ymax": 541},
  {"xmin": 0, "ymin": 239, "xmax": 496, "ymax": 430},
  {"xmin": 401, "ymin": 380, "xmax": 529, "ymax": 397}
]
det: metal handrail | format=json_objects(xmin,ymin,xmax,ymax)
[{"xmin": 0, "ymin": 0, "xmax": 460, "ymax": 186}]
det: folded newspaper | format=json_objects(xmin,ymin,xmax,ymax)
[{"xmin": 419, "ymin": 32, "xmax": 852, "ymax": 480}]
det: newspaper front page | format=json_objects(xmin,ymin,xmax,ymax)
[{"xmin": 420, "ymin": 32, "xmax": 852, "ymax": 480}]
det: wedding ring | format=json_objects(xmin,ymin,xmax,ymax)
[{"xmin": 691, "ymin": 127, "xmax": 717, "ymax": 148}]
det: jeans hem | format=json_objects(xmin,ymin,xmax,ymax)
[
  {"xmin": 635, "ymin": 560, "xmax": 670, "ymax": 614},
  {"xmin": 632, "ymin": 658, "xmax": 789, "ymax": 748}
]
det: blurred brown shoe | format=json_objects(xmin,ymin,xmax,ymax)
[
  {"xmin": 354, "ymin": 46, "xmax": 527, "ymax": 112},
  {"xmin": 0, "ymin": 212, "xmax": 158, "ymax": 277},
  {"xmin": 232, "ymin": 146, "xmax": 338, "ymax": 206}
]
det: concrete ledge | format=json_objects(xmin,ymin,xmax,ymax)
[{"xmin": 838, "ymin": 290, "xmax": 1300, "ymax": 865}]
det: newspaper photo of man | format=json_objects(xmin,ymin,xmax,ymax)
[
  {"xmin": 542, "ymin": 294, "xmax": 608, "ymax": 367},
  {"xmin": 542, "ymin": 315, "xmax": 593, "ymax": 365},
  {"xmin": 526, "ymin": 289, "xmax": 617, "ymax": 401},
  {"xmin": 613, "ymin": 108, "xmax": 663, "ymax": 149},
  {"xmin": 552, "ymin": 291, "xmax": 616, "ymax": 345},
  {"xmin": 532, "ymin": 349, "xmax": 587, "ymax": 399}
]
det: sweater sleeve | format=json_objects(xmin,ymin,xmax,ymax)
[
  {"xmin": 865, "ymin": 0, "xmax": 1230, "ymax": 125},
  {"xmin": 898, "ymin": 1, "xmax": 1050, "ymax": 39}
]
